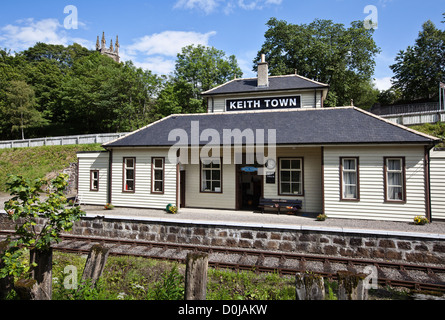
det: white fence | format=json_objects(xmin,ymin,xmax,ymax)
[
  {"xmin": 381, "ymin": 110, "xmax": 445, "ymax": 126},
  {"xmin": 0, "ymin": 132, "xmax": 130, "ymax": 149}
]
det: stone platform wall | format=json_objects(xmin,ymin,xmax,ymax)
[{"xmin": 1, "ymin": 214, "xmax": 444, "ymax": 266}]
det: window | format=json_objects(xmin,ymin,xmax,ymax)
[
  {"xmin": 123, "ymin": 158, "xmax": 136, "ymax": 192},
  {"xmin": 201, "ymin": 159, "xmax": 222, "ymax": 193},
  {"xmin": 340, "ymin": 158, "xmax": 359, "ymax": 200},
  {"xmin": 279, "ymin": 158, "xmax": 303, "ymax": 196},
  {"xmin": 152, "ymin": 158, "xmax": 165, "ymax": 194},
  {"xmin": 90, "ymin": 170, "xmax": 99, "ymax": 191},
  {"xmin": 384, "ymin": 158, "xmax": 406, "ymax": 202}
]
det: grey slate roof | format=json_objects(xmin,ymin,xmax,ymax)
[
  {"xmin": 201, "ymin": 74, "xmax": 329, "ymax": 96},
  {"xmin": 104, "ymin": 108, "xmax": 439, "ymax": 148}
]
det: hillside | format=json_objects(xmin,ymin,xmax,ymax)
[
  {"xmin": 0, "ymin": 144, "xmax": 104, "ymax": 192},
  {"xmin": 411, "ymin": 123, "xmax": 445, "ymax": 147}
]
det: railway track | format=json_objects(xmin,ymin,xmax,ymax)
[{"xmin": 2, "ymin": 231, "xmax": 445, "ymax": 294}]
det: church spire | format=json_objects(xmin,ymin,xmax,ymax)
[
  {"xmin": 115, "ymin": 35, "xmax": 120, "ymax": 54},
  {"xmin": 101, "ymin": 31, "xmax": 106, "ymax": 49},
  {"xmin": 96, "ymin": 32, "xmax": 120, "ymax": 63}
]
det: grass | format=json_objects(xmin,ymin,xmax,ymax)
[
  {"xmin": 51, "ymin": 252, "xmax": 297, "ymax": 301},
  {"xmin": 0, "ymin": 144, "xmax": 104, "ymax": 192},
  {"xmin": 2, "ymin": 251, "xmax": 415, "ymax": 301},
  {"xmin": 411, "ymin": 123, "xmax": 445, "ymax": 147}
]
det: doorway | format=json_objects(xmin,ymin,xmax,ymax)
[
  {"xmin": 180, "ymin": 171, "xmax": 186, "ymax": 208},
  {"xmin": 237, "ymin": 165, "xmax": 263, "ymax": 211}
]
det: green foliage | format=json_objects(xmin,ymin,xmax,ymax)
[
  {"xmin": 390, "ymin": 20, "xmax": 445, "ymax": 101},
  {"xmin": 1, "ymin": 80, "xmax": 48, "ymax": 140},
  {"xmin": 175, "ymin": 44, "xmax": 243, "ymax": 98},
  {"xmin": 255, "ymin": 17, "xmax": 381, "ymax": 108},
  {"xmin": 411, "ymin": 123, "xmax": 445, "ymax": 147},
  {"xmin": 51, "ymin": 253, "xmax": 297, "ymax": 301},
  {"xmin": 151, "ymin": 265, "xmax": 184, "ymax": 300},
  {"xmin": 0, "ymin": 42, "xmax": 243, "ymax": 139},
  {"xmin": 0, "ymin": 173, "xmax": 85, "ymax": 280}
]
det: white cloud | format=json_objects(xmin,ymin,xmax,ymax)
[
  {"xmin": 174, "ymin": 0, "xmax": 220, "ymax": 15},
  {"xmin": 374, "ymin": 77, "xmax": 393, "ymax": 91},
  {"xmin": 1, "ymin": 18, "xmax": 67, "ymax": 50},
  {"xmin": 238, "ymin": 0, "xmax": 282, "ymax": 10},
  {"xmin": 0, "ymin": 18, "xmax": 91, "ymax": 52},
  {"xmin": 131, "ymin": 56, "xmax": 177, "ymax": 75},
  {"xmin": 124, "ymin": 30, "xmax": 217, "ymax": 75},
  {"xmin": 128, "ymin": 30, "xmax": 216, "ymax": 57},
  {"xmin": 174, "ymin": 0, "xmax": 282, "ymax": 14}
]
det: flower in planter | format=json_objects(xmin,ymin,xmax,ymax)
[
  {"xmin": 168, "ymin": 206, "xmax": 178, "ymax": 214},
  {"xmin": 414, "ymin": 216, "xmax": 429, "ymax": 225},
  {"xmin": 104, "ymin": 203, "xmax": 114, "ymax": 210}
]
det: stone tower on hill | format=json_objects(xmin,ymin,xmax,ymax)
[{"xmin": 96, "ymin": 32, "xmax": 120, "ymax": 63}]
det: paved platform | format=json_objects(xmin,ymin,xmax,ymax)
[
  {"xmin": 80, "ymin": 205, "xmax": 445, "ymax": 240},
  {"xmin": 1, "ymin": 191, "xmax": 444, "ymax": 239}
]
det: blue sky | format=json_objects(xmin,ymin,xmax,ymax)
[{"xmin": 0, "ymin": 0, "xmax": 443, "ymax": 90}]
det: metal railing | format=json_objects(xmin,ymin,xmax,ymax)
[{"xmin": 0, "ymin": 132, "xmax": 129, "ymax": 149}]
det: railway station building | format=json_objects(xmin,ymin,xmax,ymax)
[{"xmin": 77, "ymin": 56, "xmax": 442, "ymax": 222}]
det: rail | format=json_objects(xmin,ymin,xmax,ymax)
[
  {"xmin": 0, "ymin": 132, "xmax": 130, "ymax": 149},
  {"xmin": 2, "ymin": 231, "xmax": 443, "ymax": 294}
]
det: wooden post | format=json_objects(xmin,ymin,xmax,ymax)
[
  {"xmin": 295, "ymin": 273, "xmax": 325, "ymax": 300},
  {"xmin": 82, "ymin": 245, "xmax": 110, "ymax": 284},
  {"xmin": 337, "ymin": 271, "xmax": 368, "ymax": 300},
  {"xmin": 6, "ymin": 248, "xmax": 53, "ymax": 300},
  {"xmin": 185, "ymin": 252, "xmax": 208, "ymax": 300},
  {"xmin": 30, "ymin": 248, "xmax": 53, "ymax": 300}
]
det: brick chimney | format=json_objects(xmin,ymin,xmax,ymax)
[{"xmin": 257, "ymin": 54, "xmax": 269, "ymax": 88}]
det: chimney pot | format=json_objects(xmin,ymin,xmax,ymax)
[{"xmin": 257, "ymin": 54, "xmax": 269, "ymax": 88}]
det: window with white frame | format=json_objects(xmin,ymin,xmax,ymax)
[
  {"xmin": 90, "ymin": 170, "xmax": 99, "ymax": 191},
  {"xmin": 152, "ymin": 158, "xmax": 165, "ymax": 193},
  {"xmin": 201, "ymin": 159, "xmax": 222, "ymax": 193},
  {"xmin": 385, "ymin": 158, "xmax": 405, "ymax": 202},
  {"xmin": 279, "ymin": 158, "xmax": 303, "ymax": 195},
  {"xmin": 123, "ymin": 158, "xmax": 135, "ymax": 192},
  {"xmin": 341, "ymin": 158, "xmax": 359, "ymax": 200}
]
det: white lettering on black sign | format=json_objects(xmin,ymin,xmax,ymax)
[{"xmin": 226, "ymin": 96, "xmax": 301, "ymax": 112}]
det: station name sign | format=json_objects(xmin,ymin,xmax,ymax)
[{"xmin": 226, "ymin": 96, "xmax": 301, "ymax": 112}]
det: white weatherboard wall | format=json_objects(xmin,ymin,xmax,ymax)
[
  {"xmin": 431, "ymin": 150, "xmax": 445, "ymax": 220},
  {"xmin": 324, "ymin": 146, "xmax": 426, "ymax": 222},
  {"xmin": 263, "ymin": 147, "xmax": 323, "ymax": 213},
  {"xmin": 111, "ymin": 148, "xmax": 177, "ymax": 210},
  {"xmin": 77, "ymin": 152, "xmax": 109, "ymax": 206},
  {"xmin": 184, "ymin": 163, "xmax": 237, "ymax": 210}
]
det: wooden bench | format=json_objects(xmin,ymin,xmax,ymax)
[{"xmin": 258, "ymin": 198, "xmax": 303, "ymax": 214}]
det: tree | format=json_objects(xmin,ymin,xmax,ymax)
[
  {"xmin": 0, "ymin": 174, "xmax": 85, "ymax": 299},
  {"xmin": 255, "ymin": 18, "xmax": 381, "ymax": 108},
  {"xmin": 60, "ymin": 53, "xmax": 164, "ymax": 134},
  {"xmin": 171, "ymin": 45, "xmax": 243, "ymax": 113},
  {"xmin": 153, "ymin": 77, "xmax": 203, "ymax": 120},
  {"xmin": 175, "ymin": 45, "xmax": 243, "ymax": 98},
  {"xmin": 390, "ymin": 20, "xmax": 445, "ymax": 101},
  {"xmin": 2, "ymin": 80, "xmax": 47, "ymax": 140}
]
